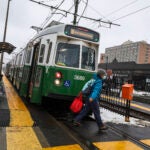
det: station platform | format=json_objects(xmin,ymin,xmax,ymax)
[{"xmin": 0, "ymin": 76, "xmax": 150, "ymax": 150}]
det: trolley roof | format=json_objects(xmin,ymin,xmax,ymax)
[{"xmin": 32, "ymin": 24, "xmax": 100, "ymax": 43}]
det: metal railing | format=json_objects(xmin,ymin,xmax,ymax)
[{"xmin": 100, "ymin": 75, "xmax": 150, "ymax": 121}]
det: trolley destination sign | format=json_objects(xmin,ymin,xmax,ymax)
[{"xmin": 64, "ymin": 25, "xmax": 100, "ymax": 42}]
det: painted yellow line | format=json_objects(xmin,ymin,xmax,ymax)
[
  {"xmin": 101, "ymin": 95, "xmax": 150, "ymax": 112},
  {"xmin": 42, "ymin": 144, "xmax": 82, "ymax": 150},
  {"xmin": 141, "ymin": 139, "xmax": 150, "ymax": 146},
  {"xmin": 94, "ymin": 141, "xmax": 143, "ymax": 150},
  {"xmin": 3, "ymin": 76, "xmax": 34, "ymax": 126},
  {"xmin": 130, "ymin": 103, "xmax": 150, "ymax": 112},
  {"xmin": 6, "ymin": 127, "xmax": 42, "ymax": 150}
]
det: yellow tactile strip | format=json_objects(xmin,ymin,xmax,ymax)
[
  {"xmin": 42, "ymin": 144, "xmax": 82, "ymax": 150},
  {"xmin": 3, "ymin": 76, "xmax": 34, "ymax": 127},
  {"xmin": 3, "ymin": 76, "xmax": 82, "ymax": 150},
  {"xmin": 141, "ymin": 139, "xmax": 150, "ymax": 146},
  {"xmin": 6, "ymin": 127, "xmax": 42, "ymax": 150},
  {"xmin": 94, "ymin": 141, "xmax": 143, "ymax": 150}
]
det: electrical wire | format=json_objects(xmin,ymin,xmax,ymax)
[
  {"xmin": 105, "ymin": 0, "xmax": 138, "ymax": 18},
  {"xmin": 82, "ymin": 0, "xmax": 108, "ymax": 20},
  {"xmin": 112, "ymin": 4, "xmax": 150, "ymax": 22},
  {"xmin": 40, "ymin": 9, "xmax": 52, "ymax": 27},
  {"xmin": 30, "ymin": 0, "xmax": 120, "ymax": 26},
  {"xmin": 40, "ymin": 0, "xmax": 65, "ymax": 28},
  {"xmin": 39, "ymin": 0, "xmax": 57, "ymax": 2},
  {"xmin": 57, "ymin": 0, "xmax": 82, "ymax": 22},
  {"xmin": 83, "ymin": 0, "xmax": 138, "ymax": 29},
  {"xmin": 77, "ymin": 0, "xmax": 88, "ymax": 24}
]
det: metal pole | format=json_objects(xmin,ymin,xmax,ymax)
[
  {"xmin": 106, "ymin": 56, "xmax": 108, "ymax": 71},
  {"xmin": 0, "ymin": 0, "xmax": 11, "ymax": 76},
  {"xmin": 73, "ymin": 0, "xmax": 79, "ymax": 25}
]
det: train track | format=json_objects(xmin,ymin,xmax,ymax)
[
  {"xmin": 55, "ymin": 113, "xmax": 150, "ymax": 150},
  {"xmin": 43, "ymin": 99, "xmax": 99, "ymax": 150},
  {"xmin": 44, "ymin": 99, "xmax": 149, "ymax": 150},
  {"xmin": 106, "ymin": 123, "xmax": 150, "ymax": 150},
  {"xmin": 58, "ymin": 120, "xmax": 99, "ymax": 150}
]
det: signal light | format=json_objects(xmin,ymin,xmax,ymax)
[{"xmin": 55, "ymin": 72, "xmax": 62, "ymax": 79}]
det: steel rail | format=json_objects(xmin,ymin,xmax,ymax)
[{"xmin": 106, "ymin": 124, "xmax": 150, "ymax": 150}]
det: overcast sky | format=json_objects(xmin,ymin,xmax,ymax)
[{"xmin": 0, "ymin": 0, "xmax": 150, "ymax": 63}]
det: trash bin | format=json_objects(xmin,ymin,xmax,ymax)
[{"xmin": 122, "ymin": 84, "xmax": 134, "ymax": 100}]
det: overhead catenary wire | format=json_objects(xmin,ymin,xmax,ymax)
[
  {"xmin": 40, "ymin": 0, "xmax": 65, "ymax": 28},
  {"xmin": 105, "ymin": 0, "xmax": 139, "ymax": 18},
  {"xmin": 30, "ymin": 0, "xmax": 120, "ymax": 27},
  {"xmin": 57, "ymin": 0, "xmax": 82, "ymax": 22},
  {"xmin": 112, "ymin": 4, "xmax": 150, "ymax": 22},
  {"xmin": 81, "ymin": 0, "xmax": 113, "ymax": 29},
  {"xmin": 39, "ymin": 0, "xmax": 57, "ymax": 2},
  {"xmin": 40, "ymin": 9, "xmax": 52, "ymax": 27},
  {"xmin": 85, "ymin": 0, "xmax": 138, "ymax": 29},
  {"xmin": 77, "ymin": 0, "xmax": 88, "ymax": 24},
  {"xmin": 82, "ymin": 0, "xmax": 108, "ymax": 20}
]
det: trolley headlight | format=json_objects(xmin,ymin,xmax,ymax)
[{"xmin": 54, "ymin": 79, "xmax": 60, "ymax": 85}]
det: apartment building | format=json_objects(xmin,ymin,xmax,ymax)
[{"xmin": 100, "ymin": 40, "xmax": 150, "ymax": 64}]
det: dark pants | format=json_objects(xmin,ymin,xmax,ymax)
[{"xmin": 74, "ymin": 98, "xmax": 103, "ymax": 127}]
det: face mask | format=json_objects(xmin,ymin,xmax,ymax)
[{"xmin": 103, "ymin": 76, "xmax": 106, "ymax": 79}]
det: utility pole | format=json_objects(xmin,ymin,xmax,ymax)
[
  {"xmin": 106, "ymin": 56, "xmax": 108, "ymax": 71},
  {"xmin": 73, "ymin": 0, "xmax": 79, "ymax": 25},
  {"xmin": 0, "ymin": 0, "xmax": 11, "ymax": 75}
]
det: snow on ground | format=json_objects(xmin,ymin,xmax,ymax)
[
  {"xmin": 133, "ymin": 90, "xmax": 150, "ymax": 97},
  {"xmin": 111, "ymin": 88, "xmax": 150, "ymax": 97},
  {"xmin": 92, "ymin": 108, "xmax": 150, "ymax": 127}
]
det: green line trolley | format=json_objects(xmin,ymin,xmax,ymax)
[{"xmin": 5, "ymin": 24, "xmax": 100, "ymax": 104}]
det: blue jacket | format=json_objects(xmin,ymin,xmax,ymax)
[{"xmin": 89, "ymin": 74, "xmax": 103, "ymax": 101}]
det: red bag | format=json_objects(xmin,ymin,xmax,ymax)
[{"xmin": 70, "ymin": 93, "xmax": 83, "ymax": 113}]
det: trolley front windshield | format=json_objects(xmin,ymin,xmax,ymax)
[
  {"xmin": 55, "ymin": 43, "xmax": 80, "ymax": 68},
  {"xmin": 81, "ymin": 46, "xmax": 95, "ymax": 71},
  {"xmin": 55, "ymin": 43, "xmax": 96, "ymax": 71}
]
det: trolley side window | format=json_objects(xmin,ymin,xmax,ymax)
[
  {"xmin": 46, "ymin": 42, "xmax": 52, "ymax": 64},
  {"xmin": 81, "ymin": 46, "xmax": 95, "ymax": 71},
  {"xmin": 18, "ymin": 54, "xmax": 22, "ymax": 66},
  {"xmin": 22, "ymin": 67, "xmax": 30, "ymax": 83},
  {"xmin": 34, "ymin": 67, "xmax": 42, "ymax": 87},
  {"xmin": 26, "ymin": 48, "xmax": 32, "ymax": 64},
  {"xmin": 39, "ymin": 44, "xmax": 45, "ymax": 63},
  {"xmin": 55, "ymin": 43, "xmax": 80, "ymax": 68}
]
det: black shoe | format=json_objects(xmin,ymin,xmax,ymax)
[{"xmin": 99, "ymin": 125, "xmax": 108, "ymax": 130}]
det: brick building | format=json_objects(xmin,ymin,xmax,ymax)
[{"xmin": 100, "ymin": 40, "xmax": 150, "ymax": 64}]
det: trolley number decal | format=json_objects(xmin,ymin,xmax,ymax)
[{"xmin": 74, "ymin": 75, "xmax": 85, "ymax": 81}]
